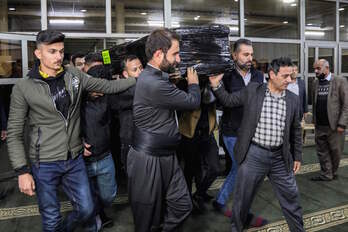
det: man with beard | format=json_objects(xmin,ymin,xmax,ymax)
[
  {"xmin": 81, "ymin": 52, "xmax": 117, "ymax": 230},
  {"xmin": 310, "ymin": 59, "xmax": 348, "ymax": 181},
  {"xmin": 210, "ymin": 57, "xmax": 304, "ymax": 232},
  {"xmin": 127, "ymin": 28, "xmax": 200, "ymax": 232},
  {"xmin": 7, "ymin": 30, "xmax": 136, "ymax": 231},
  {"xmin": 212, "ymin": 39, "xmax": 266, "ymax": 226}
]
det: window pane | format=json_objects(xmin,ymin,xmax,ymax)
[
  {"xmin": 308, "ymin": 47, "xmax": 315, "ymax": 73},
  {"xmin": 305, "ymin": 0, "xmax": 336, "ymax": 41},
  {"xmin": 318, "ymin": 48, "xmax": 334, "ymax": 73},
  {"xmin": 0, "ymin": 39, "xmax": 22, "ymax": 78},
  {"xmin": 1, "ymin": 0, "xmax": 41, "ymax": 32},
  {"xmin": 48, "ymin": 0, "xmax": 106, "ymax": 33},
  {"xmin": 252, "ymin": 42, "xmax": 300, "ymax": 73},
  {"xmin": 64, "ymin": 39, "xmax": 104, "ymax": 64},
  {"xmin": 112, "ymin": 0, "xmax": 163, "ymax": 33},
  {"xmin": 245, "ymin": 0, "xmax": 299, "ymax": 39},
  {"xmin": 339, "ymin": 3, "xmax": 348, "ymax": 41},
  {"xmin": 172, "ymin": 0, "xmax": 239, "ymax": 36},
  {"xmin": 28, "ymin": 41, "xmax": 36, "ymax": 70},
  {"xmin": 342, "ymin": 49, "xmax": 348, "ymax": 73}
]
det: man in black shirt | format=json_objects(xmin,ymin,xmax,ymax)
[{"xmin": 127, "ymin": 28, "xmax": 200, "ymax": 232}]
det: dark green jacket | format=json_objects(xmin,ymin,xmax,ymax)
[{"xmin": 7, "ymin": 66, "xmax": 136, "ymax": 170}]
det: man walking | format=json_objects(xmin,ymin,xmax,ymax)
[
  {"xmin": 310, "ymin": 59, "xmax": 348, "ymax": 181},
  {"xmin": 127, "ymin": 28, "xmax": 201, "ymax": 232},
  {"xmin": 7, "ymin": 30, "xmax": 135, "ymax": 231},
  {"xmin": 210, "ymin": 57, "xmax": 304, "ymax": 232}
]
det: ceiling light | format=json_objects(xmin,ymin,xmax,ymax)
[
  {"xmin": 234, "ymin": 0, "xmax": 238, "ymax": 2},
  {"xmin": 147, "ymin": 20, "xmax": 180, "ymax": 28},
  {"xmin": 8, "ymin": 7, "xmax": 16, "ymax": 11},
  {"xmin": 283, "ymin": 0, "xmax": 295, "ymax": 3},
  {"xmin": 229, "ymin": 26, "xmax": 239, "ymax": 31},
  {"xmin": 305, "ymin": 31, "xmax": 325, "ymax": 36},
  {"xmin": 290, "ymin": 3, "xmax": 297, "ymax": 7},
  {"xmin": 339, "ymin": 8, "xmax": 345, "ymax": 11},
  {"xmin": 340, "ymin": 25, "xmax": 345, "ymax": 28},
  {"xmin": 194, "ymin": 16, "xmax": 200, "ymax": 21},
  {"xmin": 80, "ymin": 9, "xmax": 87, "ymax": 13},
  {"xmin": 49, "ymin": 19, "xmax": 85, "ymax": 25},
  {"xmin": 307, "ymin": 23, "xmax": 313, "ymax": 26},
  {"xmin": 283, "ymin": 21, "xmax": 288, "ymax": 24},
  {"xmin": 140, "ymin": 12, "xmax": 147, "ymax": 15}
]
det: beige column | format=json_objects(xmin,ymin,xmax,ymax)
[{"xmin": 115, "ymin": 0, "xmax": 125, "ymax": 33}]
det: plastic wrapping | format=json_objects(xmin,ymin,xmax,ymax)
[{"xmin": 105, "ymin": 24, "xmax": 234, "ymax": 77}]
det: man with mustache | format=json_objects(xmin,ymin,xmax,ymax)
[
  {"xmin": 310, "ymin": 59, "xmax": 348, "ymax": 181},
  {"xmin": 127, "ymin": 28, "xmax": 200, "ymax": 232},
  {"xmin": 210, "ymin": 57, "xmax": 304, "ymax": 232},
  {"xmin": 212, "ymin": 39, "xmax": 266, "ymax": 227}
]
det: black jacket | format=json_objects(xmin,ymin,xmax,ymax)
[
  {"xmin": 214, "ymin": 82, "xmax": 302, "ymax": 172},
  {"xmin": 81, "ymin": 66, "xmax": 112, "ymax": 161},
  {"xmin": 220, "ymin": 68, "xmax": 264, "ymax": 136},
  {"xmin": 110, "ymin": 85, "xmax": 135, "ymax": 145},
  {"xmin": 132, "ymin": 65, "xmax": 201, "ymax": 152}
]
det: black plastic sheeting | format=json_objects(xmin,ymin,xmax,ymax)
[{"xmin": 106, "ymin": 24, "xmax": 234, "ymax": 78}]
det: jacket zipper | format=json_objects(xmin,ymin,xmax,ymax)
[{"xmin": 35, "ymin": 127, "xmax": 41, "ymax": 167}]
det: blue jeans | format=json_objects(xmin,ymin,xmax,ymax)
[
  {"xmin": 31, "ymin": 154, "xmax": 96, "ymax": 232},
  {"xmin": 85, "ymin": 153, "xmax": 117, "ymax": 210},
  {"xmin": 216, "ymin": 136, "xmax": 238, "ymax": 205}
]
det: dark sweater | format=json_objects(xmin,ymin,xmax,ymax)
[
  {"xmin": 220, "ymin": 68, "xmax": 264, "ymax": 136},
  {"xmin": 316, "ymin": 79, "xmax": 330, "ymax": 126}
]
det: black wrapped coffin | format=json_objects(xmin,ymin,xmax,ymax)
[{"xmin": 106, "ymin": 24, "xmax": 234, "ymax": 78}]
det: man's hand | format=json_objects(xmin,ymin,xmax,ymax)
[
  {"xmin": 1, "ymin": 130, "xmax": 6, "ymax": 140},
  {"xmin": 337, "ymin": 126, "xmax": 345, "ymax": 134},
  {"xmin": 293, "ymin": 161, "xmax": 301, "ymax": 174},
  {"xmin": 83, "ymin": 142, "xmax": 92, "ymax": 156},
  {"xmin": 187, "ymin": 67, "xmax": 199, "ymax": 85},
  {"xmin": 169, "ymin": 68, "xmax": 182, "ymax": 85},
  {"xmin": 209, "ymin": 74, "xmax": 224, "ymax": 88},
  {"xmin": 18, "ymin": 173, "xmax": 35, "ymax": 196}
]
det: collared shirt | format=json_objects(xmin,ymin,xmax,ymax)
[
  {"xmin": 325, "ymin": 72, "xmax": 332, "ymax": 81},
  {"xmin": 236, "ymin": 67, "xmax": 251, "ymax": 86},
  {"xmin": 252, "ymin": 88, "xmax": 286, "ymax": 147},
  {"xmin": 287, "ymin": 78, "xmax": 299, "ymax": 96}
]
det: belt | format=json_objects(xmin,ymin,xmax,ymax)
[
  {"xmin": 251, "ymin": 142, "xmax": 282, "ymax": 152},
  {"xmin": 133, "ymin": 127, "xmax": 180, "ymax": 156}
]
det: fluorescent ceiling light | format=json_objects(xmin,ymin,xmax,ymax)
[
  {"xmin": 147, "ymin": 21, "xmax": 180, "ymax": 28},
  {"xmin": 305, "ymin": 31, "xmax": 325, "ymax": 36},
  {"xmin": 339, "ymin": 8, "xmax": 345, "ymax": 11},
  {"xmin": 140, "ymin": 12, "xmax": 147, "ymax": 15},
  {"xmin": 229, "ymin": 26, "xmax": 239, "ymax": 31},
  {"xmin": 306, "ymin": 26, "xmax": 333, "ymax": 31},
  {"xmin": 9, "ymin": 7, "xmax": 16, "ymax": 11},
  {"xmin": 283, "ymin": 0, "xmax": 295, "ymax": 3},
  {"xmin": 283, "ymin": 21, "xmax": 288, "ymax": 24},
  {"xmin": 234, "ymin": 0, "xmax": 238, "ymax": 2},
  {"xmin": 340, "ymin": 25, "xmax": 345, "ymax": 28},
  {"xmin": 290, "ymin": 3, "xmax": 297, "ymax": 7},
  {"xmin": 49, "ymin": 19, "xmax": 84, "ymax": 24},
  {"xmin": 80, "ymin": 9, "xmax": 87, "ymax": 13},
  {"xmin": 194, "ymin": 16, "xmax": 200, "ymax": 21},
  {"xmin": 307, "ymin": 23, "xmax": 313, "ymax": 26}
]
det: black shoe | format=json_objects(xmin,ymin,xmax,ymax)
[
  {"xmin": 100, "ymin": 211, "xmax": 114, "ymax": 228},
  {"xmin": 310, "ymin": 176, "xmax": 332, "ymax": 181},
  {"xmin": 192, "ymin": 195, "xmax": 206, "ymax": 213},
  {"xmin": 202, "ymin": 192, "xmax": 214, "ymax": 202}
]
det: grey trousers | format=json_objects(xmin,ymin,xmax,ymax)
[
  {"xmin": 127, "ymin": 148, "xmax": 192, "ymax": 232},
  {"xmin": 315, "ymin": 125, "xmax": 344, "ymax": 179},
  {"xmin": 231, "ymin": 144, "xmax": 304, "ymax": 232}
]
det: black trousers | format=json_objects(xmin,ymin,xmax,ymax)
[
  {"xmin": 231, "ymin": 144, "xmax": 304, "ymax": 232},
  {"xmin": 127, "ymin": 148, "xmax": 192, "ymax": 232},
  {"xmin": 182, "ymin": 134, "xmax": 220, "ymax": 197}
]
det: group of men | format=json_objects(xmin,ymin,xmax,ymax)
[{"xmin": 5, "ymin": 27, "xmax": 348, "ymax": 232}]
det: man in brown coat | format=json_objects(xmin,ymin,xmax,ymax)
[{"xmin": 311, "ymin": 59, "xmax": 348, "ymax": 181}]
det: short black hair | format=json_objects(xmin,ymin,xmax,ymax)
[
  {"xmin": 84, "ymin": 52, "xmax": 103, "ymax": 66},
  {"xmin": 36, "ymin": 30, "xmax": 65, "ymax": 47},
  {"xmin": 268, "ymin": 57, "xmax": 293, "ymax": 75},
  {"xmin": 233, "ymin": 38, "xmax": 252, "ymax": 53},
  {"xmin": 145, "ymin": 28, "xmax": 180, "ymax": 60},
  {"xmin": 120, "ymin": 54, "xmax": 140, "ymax": 72},
  {"xmin": 71, "ymin": 53, "xmax": 85, "ymax": 66}
]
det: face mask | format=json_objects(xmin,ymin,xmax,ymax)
[{"xmin": 316, "ymin": 72, "xmax": 326, "ymax": 80}]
